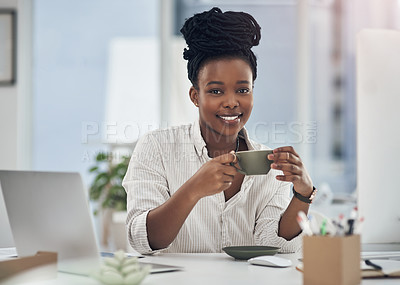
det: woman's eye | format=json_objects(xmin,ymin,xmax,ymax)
[
  {"xmin": 238, "ymin": 88, "xmax": 250, "ymax": 94},
  {"xmin": 209, "ymin": 89, "xmax": 222, "ymax": 95}
]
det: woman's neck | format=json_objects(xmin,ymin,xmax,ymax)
[{"xmin": 200, "ymin": 127, "xmax": 239, "ymax": 158}]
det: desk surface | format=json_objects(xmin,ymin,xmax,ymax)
[{"xmin": 4, "ymin": 253, "xmax": 400, "ymax": 285}]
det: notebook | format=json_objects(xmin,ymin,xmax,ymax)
[
  {"xmin": 0, "ymin": 170, "xmax": 182, "ymax": 275},
  {"xmin": 296, "ymin": 259, "xmax": 400, "ymax": 279},
  {"xmin": 362, "ymin": 259, "xmax": 400, "ymax": 278}
]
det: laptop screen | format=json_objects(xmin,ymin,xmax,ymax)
[{"xmin": 0, "ymin": 170, "xmax": 101, "ymax": 275}]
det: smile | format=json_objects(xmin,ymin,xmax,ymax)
[{"xmin": 217, "ymin": 114, "xmax": 242, "ymax": 123}]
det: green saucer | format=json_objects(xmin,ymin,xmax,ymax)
[{"xmin": 222, "ymin": 246, "xmax": 280, "ymax": 260}]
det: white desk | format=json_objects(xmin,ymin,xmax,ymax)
[{"xmin": 3, "ymin": 253, "xmax": 400, "ymax": 285}]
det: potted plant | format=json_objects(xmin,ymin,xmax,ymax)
[
  {"xmin": 89, "ymin": 152, "xmax": 130, "ymax": 250},
  {"xmin": 89, "ymin": 152, "xmax": 129, "ymax": 212}
]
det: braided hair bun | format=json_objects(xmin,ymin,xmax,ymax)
[{"xmin": 180, "ymin": 7, "xmax": 261, "ymax": 87}]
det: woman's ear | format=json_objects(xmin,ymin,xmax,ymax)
[{"xmin": 189, "ymin": 86, "xmax": 199, "ymax": 107}]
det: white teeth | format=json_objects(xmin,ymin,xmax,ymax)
[{"xmin": 219, "ymin": 115, "xmax": 239, "ymax": 121}]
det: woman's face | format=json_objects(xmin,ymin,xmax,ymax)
[{"xmin": 190, "ymin": 58, "xmax": 254, "ymax": 140}]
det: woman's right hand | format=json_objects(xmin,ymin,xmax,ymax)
[{"xmin": 187, "ymin": 151, "xmax": 238, "ymax": 200}]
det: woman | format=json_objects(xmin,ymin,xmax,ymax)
[{"xmin": 122, "ymin": 7, "xmax": 315, "ymax": 254}]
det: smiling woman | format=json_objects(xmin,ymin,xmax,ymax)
[
  {"xmin": 191, "ymin": 58, "xmax": 254, "ymax": 156},
  {"xmin": 122, "ymin": 7, "xmax": 315, "ymax": 255}
]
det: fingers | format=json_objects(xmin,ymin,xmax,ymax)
[
  {"xmin": 271, "ymin": 163, "xmax": 302, "ymax": 175},
  {"xmin": 268, "ymin": 151, "xmax": 298, "ymax": 164},
  {"xmin": 268, "ymin": 147, "xmax": 313, "ymax": 193},
  {"xmin": 268, "ymin": 146, "xmax": 302, "ymax": 166},
  {"xmin": 222, "ymin": 164, "xmax": 237, "ymax": 177},
  {"xmin": 213, "ymin": 151, "xmax": 237, "ymax": 165},
  {"xmin": 268, "ymin": 146, "xmax": 303, "ymax": 180},
  {"xmin": 211, "ymin": 152, "xmax": 238, "ymax": 177},
  {"xmin": 209, "ymin": 160, "xmax": 237, "ymax": 185},
  {"xmin": 274, "ymin": 146, "xmax": 299, "ymax": 157},
  {"xmin": 217, "ymin": 167, "xmax": 236, "ymax": 190},
  {"xmin": 275, "ymin": 174, "xmax": 301, "ymax": 182},
  {"xmin": 230, "ymin": 151, "xmax": 238, "ymax": 164}
]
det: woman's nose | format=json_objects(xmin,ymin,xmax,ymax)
[{"xmin": 223, "ymin": 93, "xmax": 239, "ymax": 109}]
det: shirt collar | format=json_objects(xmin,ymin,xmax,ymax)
[
  {"xmin": 192, "ymin": 120, "xmax": 256, "ymax": 157},
  {"xmin": 239, "ymin": 126, "xmax": 256, "ymax": 151},
  {"xmin": 192, "ymin": 120, "xmax": 207, "ymax": 157}
]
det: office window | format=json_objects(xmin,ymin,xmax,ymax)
[{"xmin": 32, "ymin": 0, "xmax": 158, "ymax": 185}]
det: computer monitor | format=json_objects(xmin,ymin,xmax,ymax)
[{"xmin": 356, "ymin": 29, "xmax": 400, "ymax": 245}]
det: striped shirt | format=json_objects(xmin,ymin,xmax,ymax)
[{"xmin": 122, "ymin": 121, "xmax": 303, "ymax": 254}]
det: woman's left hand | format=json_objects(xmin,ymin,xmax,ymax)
[{"xmin": 268, "ymin": 146, "xmax": 313, "ymax": 197}]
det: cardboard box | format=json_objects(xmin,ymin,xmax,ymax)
[{"xmin": 303, "ymin": 235, "xmax": 361, "ymax": 285}]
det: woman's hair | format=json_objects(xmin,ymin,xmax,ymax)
[{"xmin": 180, "ymin": 7, "xmax": 261, "ymax": 88}]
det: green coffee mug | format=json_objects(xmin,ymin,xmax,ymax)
[{"xmin": 233, "ymin": 150, "xmax": 273, "ymax": 175}]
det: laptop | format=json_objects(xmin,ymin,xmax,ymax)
[
  {"xmin": 0, "ymin": 170, "xmax": 101, "ymax": 275},
  {"xmin": 0, "ymin": 170, "xmax": 182, "ymax": 276}
]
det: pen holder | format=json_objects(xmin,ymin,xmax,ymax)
[{"xmin": 303, "ymin": 235, "xmax": 361, "ymax": 285}]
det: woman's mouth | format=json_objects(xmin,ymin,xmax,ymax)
[{"xmin": 217, "ymin": 114, "xmax": 242, "ymax": 124}]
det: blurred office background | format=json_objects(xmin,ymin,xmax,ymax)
[{"xmin": 1, "ymin": 0, "xmax": 400, "ymax": 249}]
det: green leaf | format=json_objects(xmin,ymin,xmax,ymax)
[
  {"xmin": 96, "ymin": 152, "xmax": 109, "ymax": 162},
  {"xmin": 115, "ymin": 163, "xmax": 128, "ymax": 177},
  {"xmin": 94, "ymin": 172, "xmax": 110, "ymax": 184},
  {"xmin": 108, "ymin": 185, "xmax": 126, "ymax": 199},
  {"xmin": 88, "ymin": 151, "xmax": 130, "ymax": 211},
  {"xmin": 89, "ymin": 185, "xmax": 103, "ymax": 200},
  {"xmin": 89, "ymin": 166, "xmax": 99, "ymax": 173},
  {"xmin": 102, "ymin": 199, "xmax": 110, "ymax": 209}
]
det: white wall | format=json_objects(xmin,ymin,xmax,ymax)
[
  {"xmin": 0, "ymin": 1, "xmax": 17, "ymax": 247},
  {"xmin": 0, "ymin": 0, "xmax": 32, "ymax": 170},
  {"xmin": 0, "ymin": 86, "xmax": 18, "ymax": 169},
  {"xmin": 0, "ymin": 0, "xmax": 31, "ymax": 247},
  {"xmin": 0, "ymin": 0, "xmax": 18, "ymax": 170}
]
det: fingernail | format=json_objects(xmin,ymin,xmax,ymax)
[
  {"xmin": 268, "ymin": 154, "xmax": 273, "ymax": 159},
  {"xmin": 271, "ymin": 163, "xmax": 277, "ymax": 168}
]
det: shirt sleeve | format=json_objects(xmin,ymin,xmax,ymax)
[
  {"xmin": 254, "ymin": 179, "xmax": 303, "ymax": 253},
  {"xmin": 122, "ymin": 132, "xmax": 172, "ymax": 254}
]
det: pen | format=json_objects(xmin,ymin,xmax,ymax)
[
  {"xmin": 365, "ymin": 260, "xmax": 382, "ymax": 271},
  {"xmin": 338, "ymin": 214, "xmax": 346, "ymax": 236},
  {"xmin": 332, "ymin": 220, "xmax": 342, "ymax": 236},
  {"xmin": 346, "ymin": 207, "xmax": 358, "ymax": 235},
  {"xmin": 320, "ymin": 218, "xmax": 327, "ymax": 236},
  {"xmin": 347, "ymin": 220, "xmax": 355, "ymax": 235},
  {"xmin": 297, "ymin": 211, "xmax": 313, "ymax": 236}
]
